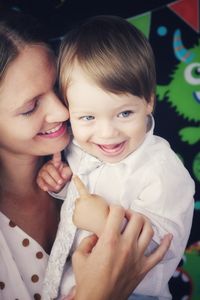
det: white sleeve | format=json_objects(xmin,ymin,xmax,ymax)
[
  {"xmin": 129, "ymin": 156, "xmax": 195, "ymax": 296},
  {"xmin": 128, "ymin": 155, "xmax": 195, "ymax": 260},
  {"xmin": 49, "ymin": 182, "xmax": 70, "ymax": 200}
]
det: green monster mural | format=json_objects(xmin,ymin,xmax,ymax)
[
  {"xmin": 156, "ymin": 29, "xmax": 200, "ymax": 182},
  {"xmin": 156, "ymin": 29, "xmax": 200, "ymax": 299},
  {"xmin": 176, "ymin": 242, "xmax": 200, "ymax": 300},
  {"xmin": 157, "ymin": 29, "xmax": 200, "ymax": 144}
]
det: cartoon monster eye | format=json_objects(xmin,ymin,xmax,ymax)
[{"xmin": 184, "ymin": 62, "xmax": 200, "ymax": 85}]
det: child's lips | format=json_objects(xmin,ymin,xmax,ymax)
[{"xmin": 97, "ymin": 142, "xmax": 126, "ymax": 155}]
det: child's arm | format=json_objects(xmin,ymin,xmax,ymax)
[
  {"xmin": 37, "ymin": 152, "xmax": 72, "ymax": 192},
  {"xmin": 73, "ymin": 176, "xmax": 109, "ymax": 237}
]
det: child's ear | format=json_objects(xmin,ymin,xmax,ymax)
[{"xmin": 147, "ymin": 94, "xmax": 155, "ymax": 114}]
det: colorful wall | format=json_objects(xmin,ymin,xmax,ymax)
[
  {"xmin": 1, "ymin": 0, "xmax": 199, "ymax": 299},
  {"xmin": 130, "ymin": 2, "xmax": 200, "ymax": 299}
]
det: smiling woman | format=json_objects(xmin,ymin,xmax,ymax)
[
  {"xmin": 0, "ymin": 45, "xmax": 69, "ymax": 156},
  {"xmin": 0, "ymin": 11, "xmax": 71, "ymax": 300},
  {"xmin": 0, "ymin": 10, "xmax": 172, "ymax": 300}
]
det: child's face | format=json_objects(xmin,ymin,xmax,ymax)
[{"xmin": 67, "ymin": 65, "xmax": 153, "ymax": 163}]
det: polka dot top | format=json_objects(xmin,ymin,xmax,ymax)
[{"xmin": 0, "ymin": 211, "xmax": 49, "ymax": 300}]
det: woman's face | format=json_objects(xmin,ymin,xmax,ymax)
[{"xmin": 0, "ymin": 45, "xmax": 70, "ymax": 157}]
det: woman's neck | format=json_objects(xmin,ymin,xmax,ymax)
[
  {"xmin": 0, "ymin": 152, "xmax": 46, "ymax": 211},
  {"xmin": 0, "ymin": 152, "xmax": 60, "ymax": 253},
  {"xmin": 1, "ymin": 152, "xmax": 43, "ymax": 191}
]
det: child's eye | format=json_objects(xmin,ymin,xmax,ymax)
[
  {"xmin": 21, "ymin": 100, "xmax": 39, "ymax": 116},
  {"xmin": 80, "ymin": 115, "xmax": 95, "ymax": 121},
  {"xmin": 118, "ymin": 110, "xmax": 133, "ymax": 118}
]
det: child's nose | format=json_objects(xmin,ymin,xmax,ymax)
[{"xmin": 97, "ymin": 121, "xmax": 118, "ymax": 139}]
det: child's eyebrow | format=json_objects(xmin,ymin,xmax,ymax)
[{"xmin": 116, "ymin": 103, "xmax": 140, "ymax": 110}]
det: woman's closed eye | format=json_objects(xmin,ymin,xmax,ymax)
[{"xmin": 21, "ymin": 99, "xmax": 40, "ymax": 117}]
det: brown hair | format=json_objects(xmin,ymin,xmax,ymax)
[
  {"xmin": 58, "ymin": 15, "xmax": 156, "ymax": 105},
  {"xmin": 0, "ymin": 11, "xmax": 51, "ymax": 85}
]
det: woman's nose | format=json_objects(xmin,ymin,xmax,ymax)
[{"xmin": 45, "ymin": 94, "xmax": 69, "ymax": 123}]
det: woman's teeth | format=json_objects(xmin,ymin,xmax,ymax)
[{"xmin": 39, "ymin": 123, "xmax": 62, "ymax": 135}]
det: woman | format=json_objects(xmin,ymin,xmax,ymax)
[{"xmin": 0, "ymin": 11, "xmax": 171, "ymax": 300}]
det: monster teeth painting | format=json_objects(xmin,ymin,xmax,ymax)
[{"xmin": 193, "ymin": 91, "xmax": 200, "ymax": 103}]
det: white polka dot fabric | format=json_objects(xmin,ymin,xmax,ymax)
[{"xmin": 0, "ymin": 211, "xmax": 48, "ymax": 299}]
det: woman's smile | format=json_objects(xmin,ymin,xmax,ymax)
[{"xmin": 38, "ymin": 122, "xmax": 67, "ymax": 139}]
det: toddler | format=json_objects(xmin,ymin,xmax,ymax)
[{"xmin": 38, "ymin": 15, "xmax": 195, "ymax": 300}]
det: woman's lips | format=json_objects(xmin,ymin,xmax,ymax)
[{"xmin": 38, "ymin": 123, "xmax": 66, "ymax": 138}]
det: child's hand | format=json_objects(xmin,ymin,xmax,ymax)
[
  {"xmin": 37, "ymin": 152, "xmax": 72, "ymax": 192},
  {"xmin": 73, "ymin": 175, "xmax": 109, "ymax": 236}
]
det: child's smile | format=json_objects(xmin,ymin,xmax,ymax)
[{"xmin": 95, "ymin": 141, "xmax": 126, "ymax": 157}]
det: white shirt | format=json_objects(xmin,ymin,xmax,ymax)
[
  {"xmin": 0, "ymin": 211, "xmax": 48, "ymax": 300},
  {"xmin": 44, "ymin": 116, "xmax": 195, "ymax": 300}
]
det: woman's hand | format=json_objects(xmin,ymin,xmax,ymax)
[{"xmin": 72, "ymin": 205, "xmax": 172, "ymax": 300}]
